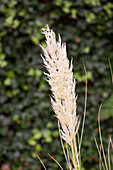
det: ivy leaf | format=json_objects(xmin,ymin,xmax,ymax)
[
  {"xmin": 28, "ymin": 137, "xmax": 36, "ymax": 146},
  {"xmin": 4, "ymin": 78, "xmax": 11, "ymax": 86}
]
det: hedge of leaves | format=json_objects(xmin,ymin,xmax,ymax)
[{"xmin": 0, "ymin": 0, "xmax": 113, "ymax": 169}]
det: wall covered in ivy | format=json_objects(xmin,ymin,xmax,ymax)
[{"xmin": 0, "ymin": 0, "xmax": 113, "ymax": 169}]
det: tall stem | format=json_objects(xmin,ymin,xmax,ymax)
[{"xmin": 71, "ymin": 141, "xmax": 77, "ymax": 170}]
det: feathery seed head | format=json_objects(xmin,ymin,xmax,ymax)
[{"xmin": 40, "ymin": 25, "xmax": 80, "ymax": 145}]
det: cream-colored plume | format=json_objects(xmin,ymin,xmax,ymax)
[{"xmin": 40, "ymin": 25, "xmax": 80, "ymax": 167}]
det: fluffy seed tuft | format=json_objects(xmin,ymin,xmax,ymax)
[{"xmin": 40, "ymin": 25, "xmax": 80, "ymax": 146}]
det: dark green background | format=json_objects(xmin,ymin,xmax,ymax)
[{"xmin": 0, "ymin": 0, "xmax": 113, "ymax": 169}]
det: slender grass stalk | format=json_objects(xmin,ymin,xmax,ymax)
[
  {"xmin": 65, "ymin": 143, "xmax": 72, "ymax": 170},
  {"xmin": 108, "ymin": 136, "xmax": 111, "ymax": 170},
  {"xmin": 108, "ymin": 58, "xmax": 113, "ymax": 84},
  {"xmin": 71, "ymin": 141, "xmax": 77, "ymax": 170},
  {"xmin": 48, "ymin": 154, "xmax": 63, "ymax": 170},
  {"xmin": 99, "ymin": 145, "xmax": 102, "ymax": 170},
  {"xmin": 37, "ymin": 155, "xmax": 47, "ymax": 170},
  {"xmin": 94, "ymin": 138, "xmax": 106, "ymax": 170},
  {"xmin": 58, "ymin": 121, "xmax": 71, "ymax": 170},
  {"xmin": 98, "ymin": 103, "xmax": 108, "ymax": 170},
  {"xmin": 78, "ymin": 63, "xmax": 87, "ymax": 160},
  {"xmin": 109, "ymin": 137, "xmax": 113, "ymax": 165}
]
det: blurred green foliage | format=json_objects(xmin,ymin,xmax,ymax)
[{"xmin": 0, "ymin": 0, "xmax": 113, "ymax": 169}]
